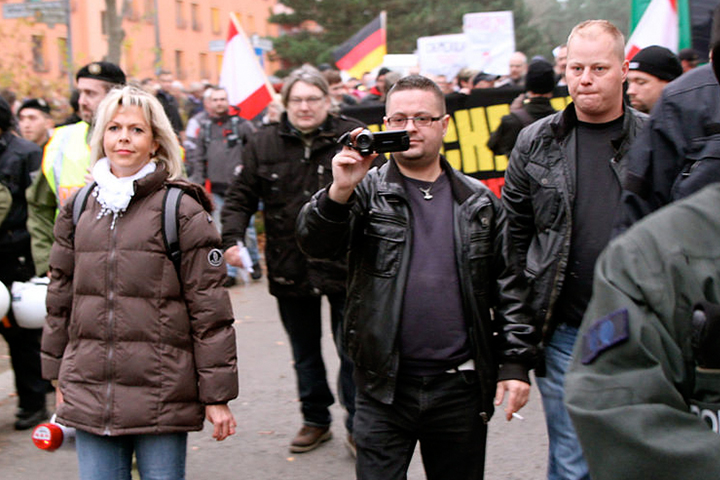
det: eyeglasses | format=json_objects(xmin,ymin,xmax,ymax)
[
  {"xmin": 288, "ymin": 96, "xmax": 325, "ymax": 106},
  {"xmin": 385, "ymin": 115, "xmax": 443, "ymax": 128}
]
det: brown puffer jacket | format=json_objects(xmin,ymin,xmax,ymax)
[{"xmin": 41, "ymin": 165, "xmax": 238, "ymax": 436}]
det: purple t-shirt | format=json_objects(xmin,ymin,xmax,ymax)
[{"xmin": 399, "ymin": 172, "xmax": 471, "ymax": 376}]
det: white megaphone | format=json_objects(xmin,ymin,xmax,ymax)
[
  {"xmin": 11, "ymin": 276, "xmax": 49, "ymax": 329},
  {"xmin": 0, "ymin": 281, "xmax": 9, "ymax": 319}
]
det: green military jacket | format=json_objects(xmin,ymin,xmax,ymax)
[{"xmin": 565, "ymin": 183, "xmax": 720, "ymax": 480}]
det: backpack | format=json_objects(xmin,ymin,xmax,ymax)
[{"xmin": 72, "ymin": 182, "xmax": 184, "ymax": 275}]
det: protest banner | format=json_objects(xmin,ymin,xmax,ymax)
[
  {"xmin": 342, "ymin": 87, "xmax": 571, "ymax": 197},
  {"xmin": 463, "ymin": 11, "xmax": 516, "ymax": 76}
]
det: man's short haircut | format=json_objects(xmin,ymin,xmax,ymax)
[
  {"xmin": 567, "ymin": 20, "xmax": 625, "ymax": 63},
  {"xmin": 322, "ymin": 69, "xmax": 343, "ymax": 86},
  {"xmin": 385, "ymin": 75, "xmax": 446, "ymax": 115},
  {"xmin": 209, "ymin": 85, "xmax": 228, "ymax": 96},
  {"xmin": 280, "ymin": 65, "xmax": 329, "ymax": 107}
]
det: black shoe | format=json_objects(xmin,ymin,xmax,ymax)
[
  {"xmin": 222, "ymin": 276, "xmax": 237, "ymax": 288},
  {"xmin": 14, "ymin": 408, "xmax": 48, "ymax": 430},
  {"xmin": 250, "ymin": 264, "xmax": 262, "ymax": 280}
]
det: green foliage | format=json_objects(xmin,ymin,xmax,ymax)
[
  {"xmin": 529, "ymin": 0, "xmax": 631, "ymax": 51},
  {"xmin": 269, "ymin": 0, "xmax": 546, "ymax": 72}
]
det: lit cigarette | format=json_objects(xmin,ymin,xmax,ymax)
[{"xmin": 511, "ymin": 412, "xmax": 525, "ymax": 421}]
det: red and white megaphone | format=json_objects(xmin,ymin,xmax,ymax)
[{"xmin": 32, "ymin": 414, "xmax": 76, "ymax": 451}]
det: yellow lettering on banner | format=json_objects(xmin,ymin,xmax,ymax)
[
  {"xmin": 444, "ymin": 116, "xmax": 461, "ymax": 170},
  {"xmin": 551, "ymin": 96, "xmax": 572, "ymax": 110},
  {"xmin": 486, "ymin": 104, "xmax": 510, "ymax": 132},
  {"xmin": 453, "ymin": 106, "xmax": 501, "ymax": 174},
  {"xmin": 451, "ymin": 109, "xmax": 477, "ymax": 173}
]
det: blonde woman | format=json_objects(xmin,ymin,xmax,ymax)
[{"xmin": 41, "ymin": 85, "xmax": 238, "ymax": 480}]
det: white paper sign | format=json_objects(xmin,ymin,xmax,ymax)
[
  {"xmin": 417, "ymin": 34, "xmax": 469, "ymax": 81},
  {"xmin": 463, "ymin": 11, "xmax": 515, "ymax": 76}
]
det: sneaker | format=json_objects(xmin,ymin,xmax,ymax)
[
  {"xmin": 345, "ymin": 433, "xmax": 357, "ymax": 458},
  {"xmin": 14, "ymin": 408, "xmax": 48, "ymax": 430},
  {"xmin": 289, "ymin": 425, "xmax": 332, "ymax": 453},
  {"xmin": 250, "ymin": 264, "xmax": 262, "ymax": 280},
  {"xmin": 222, "ymin": 276, "xmax": 237, "ymax": 288}
]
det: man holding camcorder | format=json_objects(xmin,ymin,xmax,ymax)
[{"xmin": 297, "ymin": 75, "xmax": 536, "ymax": 480}]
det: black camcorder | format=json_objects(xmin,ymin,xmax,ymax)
[{"xmin": 338, "ymin": 129, "xmax": 410, "ymax": 156}]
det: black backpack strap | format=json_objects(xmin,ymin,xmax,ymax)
[
  {"xmin": 162, "ymin": 187, "xmax": 184, "ymax": 276},
  {"xmin": 72, "ymin": 182, "xmax": 96, "ymax": 226}
]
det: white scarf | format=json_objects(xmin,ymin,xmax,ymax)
[{"xmin": 91, "ymin": 157, "xmax": 157, "ymax": 229}]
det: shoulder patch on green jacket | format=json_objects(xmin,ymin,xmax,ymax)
[{"xmin": 581, "ymin": 308, "xmax": 629, "ymax": 365}]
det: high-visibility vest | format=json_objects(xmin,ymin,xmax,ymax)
[{"xmin": 42, "ymin": 121, "xmax": 91, "ymax": 209}]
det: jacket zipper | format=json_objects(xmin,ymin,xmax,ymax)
[{"xmin": 102, "ymin": 223, "xmax": 118, "ymax": 435}]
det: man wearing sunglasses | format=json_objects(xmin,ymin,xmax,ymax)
[{"xmin": 297, "ymin": 75, "xmax": 536, "ymax": 479}]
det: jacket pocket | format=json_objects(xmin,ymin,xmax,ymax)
[
  {"xmin": 525, "ymin": 161, "xmax": 562, "ymax": 232},
  {"xmin": 359, "ymin": 211, "xmax": 406, "ymax": 278},
  {"xmin": 256, "ymin": 163, "xmax": 291, "ymax": 207}
]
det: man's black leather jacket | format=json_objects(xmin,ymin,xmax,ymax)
[
  {"xmin": 502, "ymin": 103, "xmax": 647, "ymax": 343},
  {"xmin": 297, "ymin": 157, "xmax": 538, "ymax": 418}
]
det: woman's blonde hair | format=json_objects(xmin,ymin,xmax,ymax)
[{"xmin": 89, "ymin": 85, "xmax": 184, "ymax": 180}]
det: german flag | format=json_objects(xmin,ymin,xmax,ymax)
[{"xmin": 333, "ymin": 12, "xmax": 386, "ymax": 78}]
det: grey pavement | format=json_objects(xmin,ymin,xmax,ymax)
[{"xmin": 0, "ymin": 276, "xmax": 547, "ymax": 479}]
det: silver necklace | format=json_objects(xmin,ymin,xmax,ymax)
[{"xmin": 418, "ymin": 185, "xmax": 433, "ymax": 200}]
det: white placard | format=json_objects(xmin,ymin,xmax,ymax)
[
  {"xmin": 417, "ymin": 34, "xmax": 468, "ymax": 81},
  {"xmin": 463, "ymin": 11, "xmax": 515, "ymax": 76}
]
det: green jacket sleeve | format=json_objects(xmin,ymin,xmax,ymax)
[
  {"xmin": 26, "ymin": 172, "xmax": 57, "ymax": 276},
  {"xmin": 565, "ymin": 230, "xmax": 720, "ymax": 480}
]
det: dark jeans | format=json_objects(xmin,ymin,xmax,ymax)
[
  {"xmin": 276, "ymin": 294, "xmax": 356, "ymax": 432},
  {"xmin": 354, "ymin": 371, "xmax": 487, "ymax": 480},
  {"xmin": 0, "ymin": 247, "xmax": 50, "ymax": 413}
]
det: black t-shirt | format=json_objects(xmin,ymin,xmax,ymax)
[
  {"xmin": 398, "ymin": 172, "xmax": 471, "ymax": 376},
  {"xmin": 554, "ymin": 115, "xmax": 624, "ymax": 326}
]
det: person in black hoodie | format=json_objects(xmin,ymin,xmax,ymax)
[{"xmin": 0, "ymin": 96, "xmax": 49, "ymax": 430}]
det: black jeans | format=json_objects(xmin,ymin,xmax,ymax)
[
  {"xmin": 276, "ymin": 293, "xmax": 356, "ymax": 432},
  {"xmin": 354, "ymin": 370, "xmax": 487, "ymax": 480}
]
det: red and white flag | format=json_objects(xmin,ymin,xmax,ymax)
[
  {"xmin": 219, "ymin": 13, "xmax": 273, "ymax": 120},
  {"xmin": 625, "ymin": 0, "xmax": 690, "ymax": 60}
]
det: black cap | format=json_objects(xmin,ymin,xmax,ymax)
[
  {"xmin": 472, "ymin": 72, "xmax": 499, "ymax": 86},
  {"xmin": 0, "ymin": 96, "xmax": 11, "ymax": 131},
  {"xmin": 76, "ymin": 61, "xmax": 126, "ymax": 85},
  {"xmin": 17, "ymin": 98, "xmax": 51, "ymax": 116},
  {"xmin": 679, "ymin": 48, "xmax": 699, "ymax": 62},
  {"xmin": 629, "ymin": 46, "xmax": 682, "ymax": 81},
  {"xmin": 525, "ymin": 59, "xmax": 555, "ymax": 94}
]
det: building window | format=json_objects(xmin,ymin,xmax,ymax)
[
  {"xmin": 216, "ymin": 53, "xmax": 223, "ymax": 82},
  {"xmin": 175, "ymin": 50, "xmax": 185, "ymax": 80},
  {"xmin": 32, "ymin": 34, "xmax": 47, "ymax": 72},
  {"xmin": 211, "ymin": 7, "xmax": 220, "ymax": 34},
  {"xmin": 199, "ymin": 52, "xmax": 208, "ymax": 79},
  {"xmin": 125, "ymin": 0, "xmax": 140, "ymax": 21},
  {"xmin": 191, "ymin": 3, "xmax": 201, "ymax": 31},
  {"xmin": 57, "ymin": 37, "xmax": 68, "ymax": 75},
  {"xmin": 176, "ymin": 0, "xmax": 186, "ymax": 29}
]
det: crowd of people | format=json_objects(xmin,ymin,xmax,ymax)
[{"xmin": 2, "ymin": 12, "xmax": 720, "ymax": 480}]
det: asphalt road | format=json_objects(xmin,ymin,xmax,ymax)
[{"xmin": 0, "ymin": 276, "xmax": 548, "ymax": 479}]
